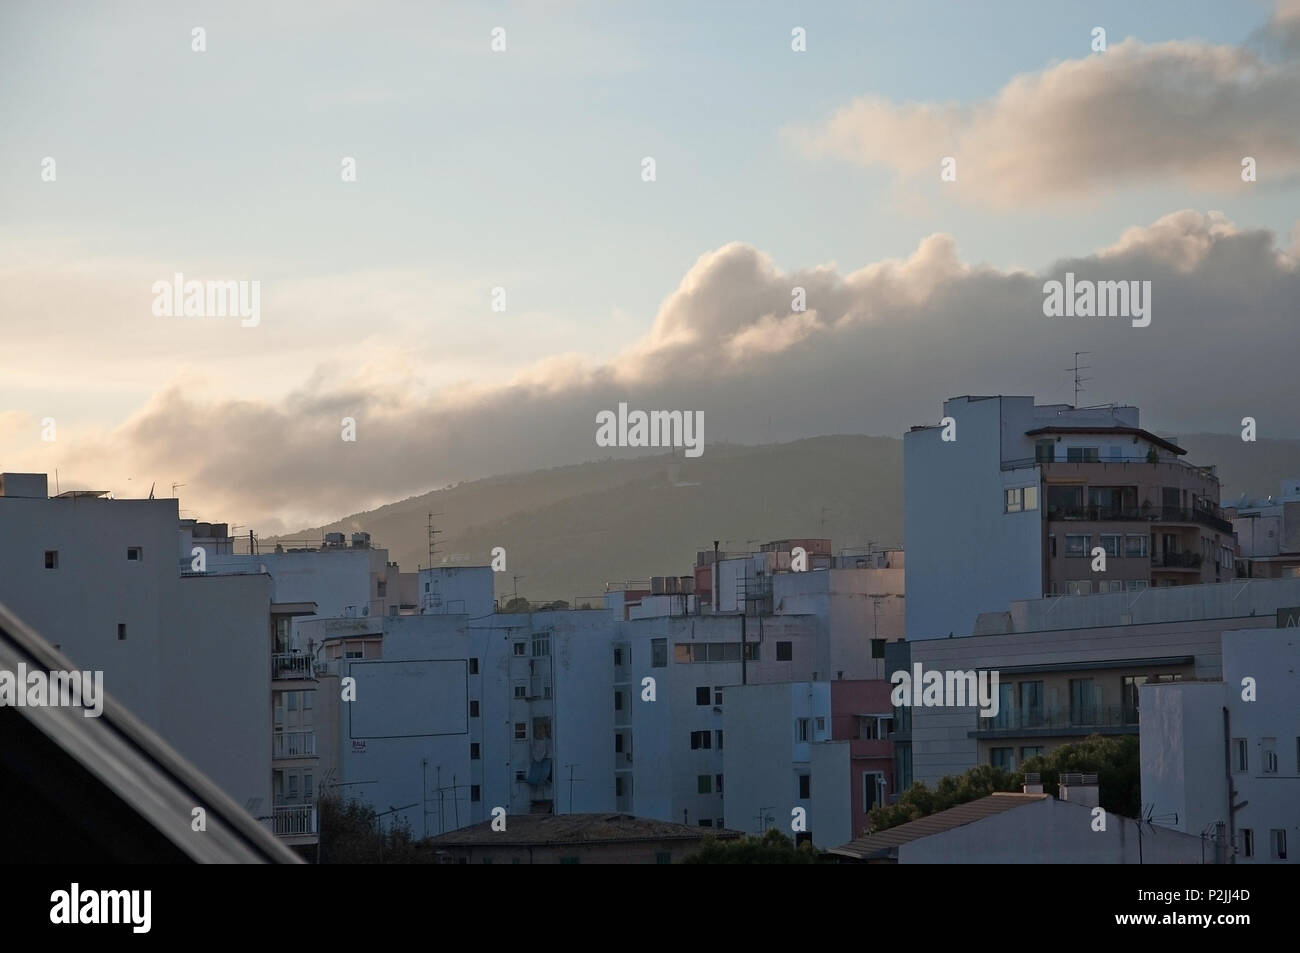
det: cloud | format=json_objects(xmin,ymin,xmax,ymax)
[
  {"xmin": 792, "ymin": 30, "xmax": 1300, "ymax": 207},
  {"xmin": 11, "ymin": 211, "xmax": 1298, "ymax": 532}
]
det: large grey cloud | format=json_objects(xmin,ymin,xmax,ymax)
[
  {"xmin": 791, "ymin": 8, "xmax": 1300, "ymax": 207},
  {"xmin": 32, "ymin": 209, "xmax": 1300, "ymax": 533}
]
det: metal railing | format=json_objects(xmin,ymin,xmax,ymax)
[
  {"xmin": 272, "ymin": 653, "xmax": 315, "ymax": 679},
  {"xmin": 1153, "ymin": 551, "xmax": 1204, "ymax": 569},
  {"xmin": 273, "ymin": 805, "xmax": 318, "ymax": 836},
  {"xmin": 1045, "ymin": 505, "xmax": 1231, "ymax": 534},
  {"xmin": 1002, "ymin": 456, "xmax": 1219, "ymax": 482},
  {"xmin": 979, "ymin": 703, "xmax": 1137, "ymax": 732},
  {"xmin": 272, "ymin": 731, "xmax": 317, "ymax": 759}
]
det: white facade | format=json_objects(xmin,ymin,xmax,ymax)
[
  {"xmin": 0, "ymin": 477, "xmax": 272, "ymax": 816},
  {"xmin": 1141, "ymin": 626, "xmax": 1299, "ymax": 863}
]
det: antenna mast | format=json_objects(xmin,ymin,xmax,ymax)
[{"xmin": 1069, "ymin": 351, "xmax": 1092, "ymax": 406}]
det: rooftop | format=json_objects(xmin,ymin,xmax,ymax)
[{"xmin": 829, "ymin": 793, "xmax": 1047, "ymax": 860}]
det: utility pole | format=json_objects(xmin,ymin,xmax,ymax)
[{"xmin": 426, "ymin": 512, "xmax": 443, "ymax": 566}]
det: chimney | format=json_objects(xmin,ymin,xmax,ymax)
[
  {"xmin": 1058, "ymin": 772, "xmax": 1100, "ymax": 808},
  {"xmin": 1022, "ymin": 771, "xmax": 1043, "ymax": 795}
]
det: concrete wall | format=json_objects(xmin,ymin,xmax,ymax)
[
  {"xmin": 1139, "ymin": 681, "xmax": 1226, "ymax": 839},
  {"xmin": 905, "ymin": 396, "xmax": 1043, "ymax": 639},
  {"xmin": 899, "ymin": 796, "xmax": 1207, "ymax": 863}
]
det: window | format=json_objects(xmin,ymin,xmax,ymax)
[
  {"xmin": 990, "ymin": 747, "xmax": 1015, "ymax": 771},
  {"xmin": 796, "ymin": 718, "xmax": 810, "ymax": 742},
  {"xmin": 376, "ymin": 580, "xmax": 386, "ymax": 597},
  {"xmin": 798, "ymin": 774, "xmax": 810, "ymax": 799},
  {"xmin": 515, "ymin": 770, "xmax": 526, "ymax": 782},
  {"xmin": 287, "ymin": 691, "xmax": 299, "ymax": 711},
  {"xmin": 344, "ymin": 644, "xmax": 363, "ymax": 659},
  {"xmin": 651, "ymin": 638, "xmax": 667, "ymax": 668},
  {"xmin": 1101, "ymin": 534, "xmax": 1121, "ymax": 557},
  {"xmin": 469, "ymin": 700, "xmax": 479, "ymax": 717},
  {"xmin": 871, "ymin": 638, "xmax": 886, "ymax": 659},
  {"xmin": 1233, "ymin": 738, "xmax": 1247, "ymax": 773},
  {"xmin": 1125, "ymin": 535, "xmax": 1148, "ymax": 558},
  {"xmin": 613, "ymin": 691, "xmax": 624, "ymax": 711},
  {"xmin": 744, "ymin": 643, "xmax": 759, "ymax": 661},
  {"xmin": 470, "ymin": 785, "xmax": 481, "ymax": 803},
  {"xmin": 776, "ymin": 641, "xmax": 793, "ymax": 661},
  {"xmin": 674, "ymin": 643, "xmax": 692, "ymax": 663},
  {"xmin": 126, "ymin": 547, "xmax": 142, "ymax": 561},
  {"xmin": 1005, "ymin": 486, "xmax": 1038, "ymax": 512},
  {"xmin": 698, "ymin": 819, "xmax": 713, "ymax": 828},
  {"xmin": 470, "ymin": 743, "xmax": 480, "ymax": 760},
  {"xmin": 117, "ymin": 623, "xmax": 127, "ymax": 641},
  {"xmin": 862, "ymin": 772, "xmax": 885, "ymax": 812},
  {"xmin": 1035, "ymin": 440, "xmax": 1055, "ymax": 463},
  {"xmin": 1271, "ymin": 829, "xmax": 1287, "ymax": 860},
  {"xmin": 514, "ymin": 722, "xmax": 526, "ymax": 740},
  {"xmin": 1241, "ymin": 828, "xmax": 1254, "ymax": 858},
  {"xmin": 1066, "ymin": 447, "xmax": 1099, "ymax": 462},
  {"xmin": 304, "ymin": 773, "xmax": 313, "ymax": 800},
  {"xmin": 559, "ymin": 857, "xmax": 579, "ymax": 865},
  {"xmin": 715, "ymin": 774, "xmax": 724, "ymax": 793},
  {"xmin": 697, "ymin": 775, "xmax": 712, "ymax": 794},
  {"xmin": 531, "ymin": 634, "xmax": 550, "ymax": 657},
  {"xmin": 288, "ymin": 775, "xmax": 299, "ymax": 800},
  {"xmin": 44, "ymin": 550, "xmax": 58, "ymax": 569},
  {"xmin": 859, "ymin": 716, "xmax": 879, "ymax": 740},
  {"xmin": 1069, "ymin": 678, "xmax": 1097, "ymax": 726},
  {"xmin": 714, "ymin": 688, "xmax": 723, "ymax": 706},
  {"xmin": 1020, "ymin": 746, "xmax": 1044, "ymax": 762},
  {"xmin": 1066, "ymin": 580, "xmax": 1092, "ymax": 595},
  {"xmin": 614, "ymin": 733, "xmax": 624, "ymax": 753},
  {"xmin": 1296, "ymin": 737, "xmax": 1300, "ymax": 773},
  {"xmin": 1024, "ymin": 485, "xmax": 1039, "ymax": 510},
  {"xmin": 513, "ymin": 642, "xmax": 526, "ymax": 656},
  {"xmin": 1108, "ymin": 445, "xmax": 1123, "ymax": 462},
  {"xmin": 1005, "ymin": 487, "xmax": 1023, "ymax": 513},
  {"xmin": 1065, "ymin": 534, "xmax": 1089, "ymax": 557},
  {"xmin": 815, "ymin": 716, "xmax": 826, "ymax": 733},
  {"xmin": 1099, "ymin": 580, "xmax": 1123, "ymax": 593},
  {"xmin": 469, "ymin": 657, "xmax": 479, "ymax": 675},
  {"xmin": 614, "ymin": 776, "xmax": 624, "ymax": 797},
  {"xmin": 696, "ymin": 686, "xmax": 710, "ymax": 706},
  {"xmin": 1047, "ymin": 485, "xmax": 1082, "ymax": 516},
  {"xmin": 690, "ymin": 730, "xmax": 711, "ymax": 750},
  {"xmin": 655, "ymin": 852, "xmax": 671, "ymax": 865},
  {"xmin": 514, "ymin": 683, "xmax": 527, "ymax": 698},
  {"xmin": 1125, "ymin": 579, "xmax": 1148, "ymax": 591},
  {"xmin": 1122, "ymin": 676, "xmax": 1145, "ymax": 724},
  {"xmin": 1019, "ymin": 681, "xmax": 1043, "ymax": 728},
  {"xmin": 613, "ymin": 646, "xmax": 622, "ymax": 666},
  {"xmin": 715, "ymin": 730, "xmax": 724, "ymax": 749},
  {"xmin": 1262, "ymin": 738, "xmax": 1278, "ymax": 775}
]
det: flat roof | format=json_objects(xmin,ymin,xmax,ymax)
[{"xmin": 1024, "ymin": 426, "xmax": 1185, "ymax": 456}]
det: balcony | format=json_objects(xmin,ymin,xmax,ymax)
[
  {"xmin": 1152, "ymin": 551, "xmax": 1203, "ymax": 570},
  {"xmin": 273, "ymin": 805, "xmax": 317, "ymax": 837},
  {"xmin": 977, "ymin": 704, "xmax": 1138, "ymax": 736},
  {"xmin": 1155, "ymin": 507, "xmax": 1233, "ymax": 534},
  {"xmin": 1045, "ymin": 505, "xmax": 1230, "ymax": 534},
  {"xmin": 272, "ymin": 730, "xmax": 317, "ymax": 759},
  {"xmin": 272, "ymin": 653, "xmax": 315, "ymax": 680}
]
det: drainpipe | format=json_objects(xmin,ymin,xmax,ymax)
[{"xmin": 1223, "ymin": 706, "xmax": 1236, "ymax": 864}]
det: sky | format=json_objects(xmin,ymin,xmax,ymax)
[{"xmin": 1, "ymin": 0, "xmax": 1298, "ymax": 532}]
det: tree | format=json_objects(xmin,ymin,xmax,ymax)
[
  {"xmin": 683, "ymin": 828, "xmax": 821, "ymax": 864},
  {"xmin": 867, "ymin": 764, "xmax": 1019, "ymax": 833},
  {"xmin": 502, "ymin": 596, "xmax": 530, "ymax": 613},
  {"xmin": 1019, "ymin": 734, "xmax": 1141, "ymax": 819},
  {"xmin": 318, "ymin": 794, "xmax": 426, "ymax": 864}
]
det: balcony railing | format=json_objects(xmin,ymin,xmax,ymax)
[
  {"xmin": 1046, "ymin": 505, "xmax": 1231, "ymax": 534},
  {"xmin": 273, "ymin": 805, "xmax": 317, "ymax": 836},
  {"xmin": 272, "ymin": 653, "xmax": 315, "ymax": 680},
  {"xmin": 272, "ymin": 730, "xmax": 317, "ymax": 759},
  {"xmin": 1002, "ymin": 455, "xmax": 1219, "ymax": 482},
  {"xmin": 979, "ymin": 703, "xmax": 1137, "ymax": 733}
]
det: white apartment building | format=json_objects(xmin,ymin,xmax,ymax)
[
  {"xmin": 1227, "ymin": 479, "xmax": 1300, "ymax": 578},
  {"xmin": 1141, "ymin": 623, "xmax": 1299, "ymax": 863},
  {"xmin": 0, "ymin": 473, "xmax": 273, "ymax": 822},
  {"xmin": 894, "ymin": 577, "xmax": 1300, "ymax": 789},
  {"xmin": 905, "ymin": 396, "xmax": 1232, "ymax": 640}
]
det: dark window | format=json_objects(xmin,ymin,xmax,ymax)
[
  {"xmin": 613, "ymin": 647, "xmax": 622, "ymax": 665},
  {"xmin": 117, "ymin": 623, "xmax": 126, "ymax": 641},
  {"xmin": 798, "ymin": 775, "xmax": 810, "ymax": 799},
  {"xmin": 469, "ymin": 657, "xmax": 479, "ymax": 674},
  {"xmin": 615, "ymin": 776, "xmax": 624, "ymax": 797},
  {"xmin": 715, "ymin": 774, "xmax": 724, "ymax": 793},
  {"xmin": 651, "ymin": 638, "xmax": 667, "ymax": 668},
  {"xmin": 126, "ymin": 547, "xmax": 142, "ymax": 561},
  {"xmin": 690, "ymin": 730, "xmax": 711, "ymax": 750},
  {"xmin": 614, "ymin": 734, "xmax": 624, "ymax": 753},
  {"xmin": 469, "ymin": 700, "xmax": 480, "ymax": 717},
  {"xmin": 776, "ymin": 641, "xmax": 793, "ymax": 661},
  {"xmin": 695, "ymin": 686, "xmax": 710, "ymax": 705},
  {"xmin": 44, "ymin": 551, "xmax": 58, "ymax": 569},
  {"xmin": 871, "ymin": 638, "xmax": 886, "ymax": 659},
  {"xmin": 697, "ymin": 775, "xmax": 712, "ymax": 794},
  {"xmin": 614, "ymin": 691, "xmax": 623, "ymax": 711},
  {"xmin": 470, "ymin": 785, "xmax": 481, "ymax": 802},
  {"xmin": 470, "ymin": 743, "xmax": 480, "ymax": 760}
]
